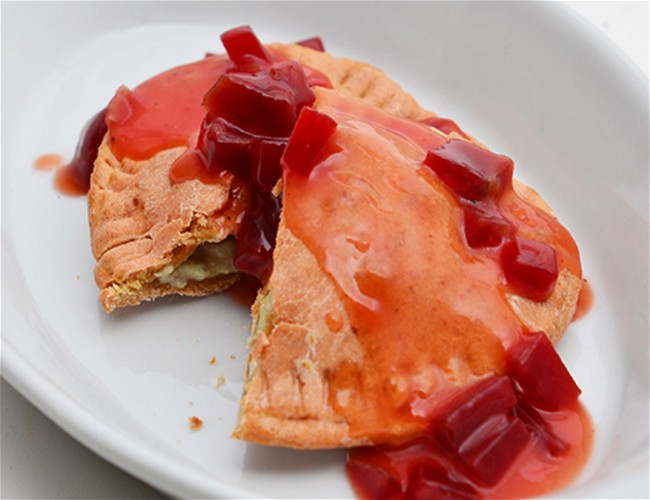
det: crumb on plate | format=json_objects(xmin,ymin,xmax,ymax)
[{"xmin": 188, "ymin": 415, "xmax": 203, "ymax": 431}]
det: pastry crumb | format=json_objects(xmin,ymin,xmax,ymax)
[
  {"xmin": 229, "ymin": 354, "xmax": 236, "ymax": 360},
  {"xmin": 188, "ymin": 415, "xmax": 203, "ymax": 431},
  {"xmin": 209, "ymin": 355, "xmax": 217, "ymax": 365},
  {"xmin": 216, "ymin": 375, "xmax": 226, "ymax": 388}
]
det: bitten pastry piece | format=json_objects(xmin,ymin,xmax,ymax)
[
  {"xmin": 89, "ymin": 41, "xmax": 434, "ymax": 312},
  {"xmin": 89, "ymin": 141, "xmax": 241, "ymax": 312},
  {"xmin": 233, "ymin": 88, "xmax": 583, "ymax": 449}
]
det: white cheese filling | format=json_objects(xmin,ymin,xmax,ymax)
[{"xmin": 155, "ymin": 237, "xmax": 237, "ymax": 288}]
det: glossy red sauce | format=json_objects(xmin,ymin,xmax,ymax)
[
  {"xmin": 106, "ymin": 55, "xmax": 234, "ymax": 162},
  {"xmin": 421, "ymin": 116, "xmax": 472, "ymax": 141},
  {"xmin": 53, "ymin": 109, "xmax": 108, "ymax": 196},
  {"xmin": 34, "ymin": 153, "xmax": 64, "ymax": 171},
  {"xmin": 281, "ymin": 88, "xmax": 590, "ymax": 498}
]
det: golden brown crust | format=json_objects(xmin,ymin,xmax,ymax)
[
  {"xmin": 271, "ymin": 43, "xmax": 434, "ymax": 122},
  {"xmin": 89, "ymin": 139, "xmax": 239, "ymax": 312},
  {"xmin": 99, "ymin": 273, "xmax": 241, "ymax": 312}
]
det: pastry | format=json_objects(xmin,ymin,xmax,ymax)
[
  {"xmin": 233, "ymin": 87, "xmax": 583, "ymax": 448},
  {"xmin": 88, "ymin": 32, "xmax": 435, "ymax": 312},
  {"xmin": 76, "ymin": 26, "xmax": 591, "ymax": 498}
]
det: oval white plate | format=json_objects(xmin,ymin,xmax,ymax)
[{"xmin": 3, "ymin": 2, "xmax": 648, "ymax": 498}]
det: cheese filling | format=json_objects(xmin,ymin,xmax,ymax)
[{"xmin": 155, "ymin": 237, "xmax": 237, "ymax": 288}]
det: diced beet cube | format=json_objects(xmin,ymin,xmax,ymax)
[
  {"xmin": 514, "ymin": 398, "xmax": 569, "ymax": 457},
  {"xmin": 457, "ymin": 414, "xmax": 530, "ymax": 486},
  {"xmin": 346, "ymin": 458, "xmax": 402, "ymax": 500},
  {"xmin": 200, "ymin": 118, "xmax": 252, "ymax": 176},
  {"xmin": 233, "ymin": 192, "xmax": 281, "ymax": 282},
  {"xmin": 421, "ymin": 116, "xmax": 471, "ymax": 141},
  {"xmin": 269, "ymin": 61, "xmax": 318, "ymax": 111},
  {"xmin": 406, "ymin": 462, "xmax": 479, "ymax": 500},
  {"xmin": 500, "ymin": 237, "xmax": 558, "ymax": 301},
  {"xmin": 249, "ymin": 139, "xmax": 285, "ymax": 190},
  {"xmin": 202, "ymin": 61, "xmax": 314, "ymax": 138},
  {"xmin": 507, "ymin": 331, "xmax": 581, "ymax": 411},
  {"xmin": 281, "ymin": 107, "xmax": 338, "ymax": 176},
  {"xmin": 220, "ymin": 26, "xmax": 272, "ymax": 67},
  {"xmin": 423, "ymin": 140, "xmax": 514, "ymax": 202},
  {"xmin": 432, "ymin": 376, "xmax": 518, "ymax": 452},
  {"xmin": 295, "ymin": 36, "xmax": 326, "ymax": 52},
  {"xmin": 462, "ymin": 202, "xmax": 514, "ymax": 248}
]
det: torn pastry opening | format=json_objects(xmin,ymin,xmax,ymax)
[
  {"xmin": 154, "ymin": 237, "xmax": 237, "ymax": 289},
  {"xmin": 98, "ymin": 235, "xmax": 241, "ymax": 313}
]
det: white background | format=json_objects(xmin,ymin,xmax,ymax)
[{"xmin": 1, "ymin": 2, "xmax": 648, "ymax": 498}]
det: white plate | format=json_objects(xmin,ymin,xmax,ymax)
[{"xmin": 2, "ymin": 2, "xmax": 648, "ymax": 498}]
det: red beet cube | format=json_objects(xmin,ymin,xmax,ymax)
[
  {"xmin": 295, "ymin": 36, "xmax": 325, "ymax": 52},
  {"xmin": 421, "ymin": 116, "xmax": 471, "ymax": 141},
  {"xmin": 220, "ymin": 26, "xmax": 272, "ymax": 67},
  {"xmin": 423, "ymin": 140, "xmax": 514, "ymax": 202},
  {"xmin": 249, "ymin": 139, "xmax": 285, "ymax": 190},
  {"xmin": 432, "ymin": 376, "xmax": 518, "ymax": 451},
  {"xmin": 406, "ymin": 462, "xmax": 478, "ymax": 500},
  {"xmin": 500, "ymin": 237, "xmax": 558, "ymax": 301},
  {"xmin": 233, "ymin": 192, "xmax": 281, "ymax": 282},
  {"xmin": 507, "ymin": 330, "xmax": 581, "ymax": 411},
  {"xmin": 457, "ymin": 414, "xmax": 530, "ymax": 486},
  {"xmin": 200, "ymin": 118, "xmax": 252, "ymax": 176},
  {"xmin": 462, "ymin": 202, "xmax": 514, "ymax": 248},
  {"xmin": 282, "ymin": 107, "xmax": 338, "ymax": 176},
  {"xmin": 514, "ymin": 398, "xmax": 569, "ymax": 457},
  {"xmin": 269, "ymin": 61, "xmax": 317, "ymax": 112},
  {"xmin": 203, "ymin": 61, "xmax": 314, "ymax": 138}
]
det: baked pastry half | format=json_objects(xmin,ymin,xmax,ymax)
[
  {"xmin": 88, "ymin": 39, "xmax": 435, "ymax": 312},
  {"xmin": 233, "ymin": 87, "xmax": 583, "ymax": 449}
]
